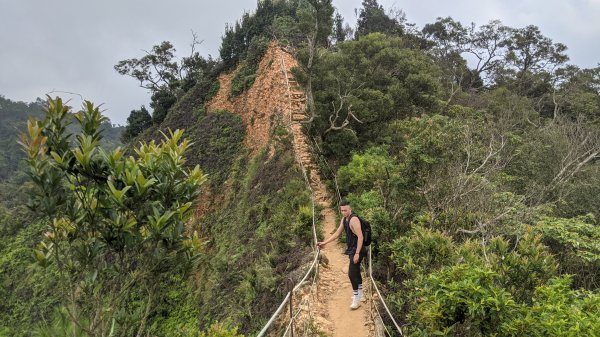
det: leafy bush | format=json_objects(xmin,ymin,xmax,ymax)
[
  {"xmin": 485, "ymin": 233, "xmax": 558, "ymax": 303},
  {"xmin": 388, "ymin": 228, "xmax": 562, "ymax": 335},
  {"xmin": 409, "ymin": 267, "xmax": 600, "ymax": 336},
  {"xmin": 501, "ymin": 277, "xmax": 600, "ymax": 336},
  {"xmin": 230, "ymin": 36, "xmax": 270, "ymax": 97},
  {"xmin": 411, "ymin": 263, "xmax": 517, "ymax": 336},
  {"xmin": 207, "ymin": 80, "xmax": 221, "ymax": 102},
  {"xmin": 337, "ymin": 146, "xmax": 396, "ymax": 195},
  {"xmin": 20, "ymin": 97, "xmax": 206, "ymax": 336},
  {"xmin": 199, "ymin": 322, "xmax": 244, "ymax": 337},
  {"xmin": 536, "ymin": 215, "xmax": 600, "ymax": 289},
  {"xmin": 388, "ymin": 226, "xmax": 456, "ymax": 279}
]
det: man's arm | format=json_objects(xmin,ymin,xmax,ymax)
[
  {"xmin": 316, "ymin": 219, "xmax": 344, "ymax": 249},
  {"xmin": 350, "ymin": 217, "xmax": 363, "ymax": 259},
  {"xmin": 350, "ymin": 216, "xmax": 363, "ymax": 263}
]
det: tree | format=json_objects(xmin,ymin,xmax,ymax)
[
  {"xmin": 332, "ymin": 11, "xmax": 347, "ymax": 43},
  {"xmin": 114, "ymin": 41, "xmax": 180, "ymax": 93},
  {"xmin": 149, "ymin": 89, "xmax": 177, "ymax": 123},
  {"xmin": 421, "ymin": 17, "xmax": 474, "ymax": 106},
  {"xmin": 497, "ymin": 25, "xmax": 569, "ymax": 96},
  {"xmin": 519, "ymin": 115, "xmax": 600, "ymax": 205},
  {"xmin": 121, "ymin": 106, "xmax": 152, "ymax": 143},
  {"xmin": 305, "ymin": 33, "xmax": 441, "ymax": 161},
  {"xmin": 289, "ymin": 0, "xmax": 335, "ymax": 125},
  {"xmin": 20, "ymin": 96, "xmax": 206, "ymax": 336},
  {"xmin": 421, "ymin": 18, "xmax": 510, "ymax": 99},
  {"xmin": 114, "ymin": 35, "xmax": 212, "ymax": 96},
  {"xmin": 551, "ymin": 65, "xmax": 600, "ymax": 120},
  {"xmin": 468, "ymin": 20, "xmax": 511, "ymax": 85},
  {"xmin": 219, "ymin": 0, "xmax": 298, "ymax": 70},
  {"xmin": 115, "ymin": 36, "xmax": 216, "ymax": 126},
  {"xmin": 355, "ymin": 0, "xmax": 403, "ymax": 38}
]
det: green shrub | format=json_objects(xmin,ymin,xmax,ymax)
[
  {"xmin": 501, "ymin": 277, "xmax": 600, "ymax": 336},
  {"xmin": 20, "ymin": 97, "xmax": 206, "ymax": 336},
  {"xmin": 207, "ymin": 80, "xmax": 221, "ymax": 101},
  {"xmin": 486, "ymin": 233, "xmax": 558, "ymax": 303},
  {"xmin": 337, "ymin": 146, "xmax": 397, "ymax": 195},
  {"xmin": 411, "ymin": 263, "xmax": 517, "ymax": 336},
  {"xmin": 535, "ymin": 215, "xmax": 600, "ymax": 289},
  {"xmin": 230, "ymin": 36, "xmax": 270, "ymax": 97},
  {"xmin": 199, "ymin": 322, "xmax": 244, "ymax": 337},
  {"xmin": 388, "ymin": 226, "xmax": 456, "ymax": 279}
]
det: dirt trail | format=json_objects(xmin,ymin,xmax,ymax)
[
  {"xmin": 206, "ymin": 41, "xmax": 373, "ymax": 336},
  {"xmin": 281, "ymin": 49, "xmax": 374, "ymax": 337}
]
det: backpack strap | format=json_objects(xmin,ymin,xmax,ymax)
[{"xmin": 347, "ymin": 214, "xmax": 360, "ymax": 236}]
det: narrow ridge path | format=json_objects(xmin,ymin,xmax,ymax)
[{"xmin": 279, "ymin": 46, "xmax": 374, "ymax": 337}]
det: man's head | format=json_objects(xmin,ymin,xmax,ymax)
[{"xmin": 340, "ymin": 200, "xmax": 352, "ymax": 218}]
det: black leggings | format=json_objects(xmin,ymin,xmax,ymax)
[{"xmin": 348, "ymin": 252, "xmax": 364, "ymax": 291}]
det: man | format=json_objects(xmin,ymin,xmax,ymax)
[{"xmin": 316, "ymin": 200, "xmax": 365, "ymax": 309}]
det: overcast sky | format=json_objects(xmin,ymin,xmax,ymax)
[{"xmin": 1, "ymin": 0, "xmax": 599, "ymax": 125}]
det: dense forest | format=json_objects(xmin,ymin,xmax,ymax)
[{"xmin": 2, "ymin": 0, "xmax": 600, "ymax": 336}]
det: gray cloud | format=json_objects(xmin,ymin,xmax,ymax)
[{"xmin": 1, "ymin": 0, "xmax": 598, "ymax": 125}]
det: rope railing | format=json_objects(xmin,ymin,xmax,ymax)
[
  {"xmin": 255, "ymin": 45, "xmax": 321, "ymax": 337},
  {"xmin": 255, "ymin": 151, "xmax": 320, "ymax": 337},
  {"xmin": 306, "ymin": 135, "xmax": 405, "ymax": 337},
  {"xmin": 368, "ymin": 246, "xmax": 404, "ymax": 336},
  {"xmin": 258, "ymin": 41, "xmax": 405, "ymax": 337},
  {"xmin": 282, "ymin": 266, "xmax": 319, "ymax": 337}
]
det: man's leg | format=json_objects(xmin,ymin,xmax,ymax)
[
  {"xmin": 348, "ymin": 255, "xmax": 362, "ymax": 309},
  {"xmin": 356, "ymin": 253, "xmax": 364, "ymax": 300}
]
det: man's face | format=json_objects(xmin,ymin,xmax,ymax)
[{"xmin": 340, "ymin": 205, "xmax": 351, "ymax": 218}]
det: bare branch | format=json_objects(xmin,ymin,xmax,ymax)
[{"xmin": 324, "ymin": 81, "xmax": 365, "ymax": 134}]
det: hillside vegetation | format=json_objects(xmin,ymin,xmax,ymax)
[
  {"xmin": 0, "ymin": 96, "xmax": 125, "ymax": 336},
  {"xmin": 2, "ymin": 0, "xmax": 600, "ymax": 336}
]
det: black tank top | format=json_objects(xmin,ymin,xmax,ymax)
[{"xmin": 343, "ymin": 214, "xmax": 362, "ymax": 255}]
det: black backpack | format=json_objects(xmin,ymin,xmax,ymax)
[{"xmin": 352, "ymin": 215, "xmax": 372, "ymax": 246}]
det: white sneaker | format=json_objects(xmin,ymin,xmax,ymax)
[
  {"xmin": 350, "ymin": 295, "xmax": 360, "ymax": 310},
  {"xmin": 358, "ymin": 288, "xmax": 363, "ymax": 300}
]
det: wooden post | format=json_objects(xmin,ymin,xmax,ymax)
[{"xmin": 288, "ymin": 277, "xmax": 294, "ymax": 337}]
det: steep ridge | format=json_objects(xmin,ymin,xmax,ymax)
[
  {"xmin": 207, "ymin": 42, "xmax": 374, "ymax": 336},
  {"xmin": 207, "ymin": 41, "xmax": 292, "ymax": 154}
]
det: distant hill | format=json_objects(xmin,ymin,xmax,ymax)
[
  {"xmin": 0, "ymin": 95, "xmax": 124, "ymax": 182},
  {"xmin": 0, "ymin": 96, "xmax": 44, "ymax": 181}
]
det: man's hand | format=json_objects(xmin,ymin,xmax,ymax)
[
  {"xmin": 353, "ymin": 253, "xmax": 359, "ymax": 264},
  {"xmin": 316, "ymin": 241, "xmax": 325, "ymax": 250}
]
